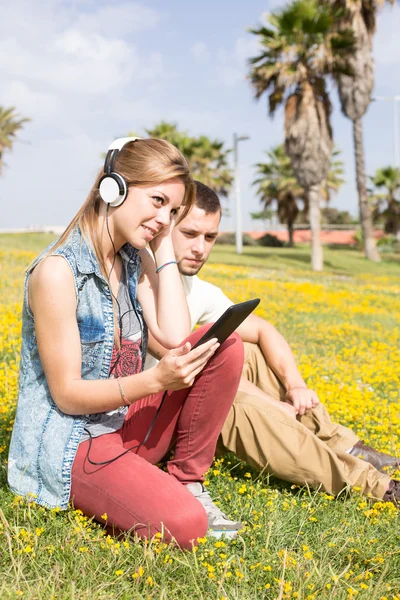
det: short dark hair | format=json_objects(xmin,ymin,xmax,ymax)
[{"xmin": 194, "ymin": 181, "xmax": 221, "ymax": 214}]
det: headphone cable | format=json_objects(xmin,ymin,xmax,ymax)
[{"xmin": 84, "ymin": 205, "xmax": 162, "ymax": 467}]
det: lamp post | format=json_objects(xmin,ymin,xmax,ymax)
[
  {"xmin": 374, "ymin": 96, "xmax": 400, "ymax": 167},
  {"xmin": 233, "ymin": 132, "xmax": 250, "ymax": 254}
]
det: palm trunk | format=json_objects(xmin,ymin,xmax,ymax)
[
  {"xmin": 353, "ymin": 118, "xmax": 380, "ymax": 262},
  {"xmin": 287, "ymin": 221, "xmax": 295, "ymax": 247},
  {"xmin": 308, "ymin": 184, "xmax": 323, "ymax": 271},
  {"xmin": 392, "ymin": 201, "xmax": 400, "ymax": 240}
]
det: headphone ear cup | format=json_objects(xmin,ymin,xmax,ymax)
[{"xmin": 99, "ymin": 173, "xmax": 128, "ymax": 208}]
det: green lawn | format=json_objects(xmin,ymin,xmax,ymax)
[
  {"xmin": 0, "ymin": 235, "xmax": 399, "ymax": 600},
  {"xmin": 1, "ymin": 233, "xmax": 399, "ymax": 276},
  {"xmin": 209, "ymin": 244, "xmax": 400, "ymax": 277}
]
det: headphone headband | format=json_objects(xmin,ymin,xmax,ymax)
[
  {"xmin": 104, "ymin": 136, "xmax": 141, "ymax": 175},
  {"xmin": 108, "ymin": 136, "xmax": 141, "ymax": 151}
]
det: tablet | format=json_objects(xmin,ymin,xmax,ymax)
[{"xmin": 192, "ymin": 298, "xmax": 260, "ymax": 349}]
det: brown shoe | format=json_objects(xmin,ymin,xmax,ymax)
[
  {"xmin": 382, "ymin": 480, "xmax": 400, "ymax": 506},
  {"xmin": 349, "ymin": 441, "xmax": 400, "ymax": 472}
]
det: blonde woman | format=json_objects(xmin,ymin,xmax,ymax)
[{"xmin": 8, "ymin": 138, "xmax": 244, "ymax": 548}]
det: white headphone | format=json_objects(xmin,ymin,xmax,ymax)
[{"xmin": 98, "ymin": 137, "xmax": 141, "ymax": 208}]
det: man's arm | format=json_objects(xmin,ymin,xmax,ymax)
[
  {"xmin": 146, "ymin": 275, "xmax": 317, "ymax": 415},
  {"xmin": 147, "ymin": 323, "xmax": 299, "ymax": 417},
  {"xmin": 236, "ymin": 314, "xmax": 319, "ymax": 415},
  {"xmin": 238, "ymin": 376, "xmax": 297, "ymax": 418}
]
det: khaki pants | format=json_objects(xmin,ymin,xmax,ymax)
[{"xmin": 218, "ymin": 343, "xmax": 390, "ymax": 499}]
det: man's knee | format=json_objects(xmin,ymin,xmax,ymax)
[{"xmin": 243, "ymin": 342, "xmax": 262, "ymax": 364}]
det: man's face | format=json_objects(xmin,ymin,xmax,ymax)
[{"xmin": 172, "ymin": 205, "xmax": 221, "ymax": 275}]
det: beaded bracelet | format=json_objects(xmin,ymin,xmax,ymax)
[
  {"xmin": 155, "ymin": 260, "xmax": 178, "ymax": 274},
  {"xmin": 116, "ymin": 377, "xmax": 129, "ymax": 406}
]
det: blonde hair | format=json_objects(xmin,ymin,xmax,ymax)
[
  {"xmin": 44, "ymin": 138, "xmax": 195, "ymax": 345},
  {"xmin": 50, "ymin": 138, "xmax": 195, "ymax": 278}
]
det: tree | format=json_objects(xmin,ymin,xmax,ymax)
[
  {"xmin": 0, "ymin": 106, "xmax": 30, "ymax": 174},
  {"xmin": 321, "ymin": 207, "xmax": 356, "ymax": 224},
  {"xmin": 322, "ymin": 148, "xmax": 346, "ymax": 201},
  {"xmin": 253, "ymin": 145, "xmax": 305, "ymax": 247},
  {"xmin": 142, "ymin": 121, "xmax": 233, "ymax": 196},
  {"xmin": 331, "ymin": 0, "xmax": 395, "ymax": 262},
  {"xmin": 253, "ymin": 144, "xmax": 345, "ymax": 245},
  {"xmin": 248, "ymin": 0, "xmax": 354, "ymax": 270},
  {"xmin": 369, "ymin": 166, "xmax": 400, "ymax": 237}
]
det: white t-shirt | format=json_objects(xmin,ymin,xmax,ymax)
[{"xmin": 144, "ymin": 275, "xmax": 233, "ymax": 369}]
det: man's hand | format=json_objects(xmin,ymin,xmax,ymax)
[{"xmin": 285, "ymin": 387, "xmax": 320, "ymax": 416}]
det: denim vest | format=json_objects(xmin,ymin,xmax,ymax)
[{"xmin": 8, "ymin": 227, "xmax": 148, "ymax": 508}]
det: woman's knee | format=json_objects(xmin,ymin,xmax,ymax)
[
  {"xmin": 165, "ymin": 501, "xmax": 208, "ymax": 549},
  {"xmin": 219, "ymin": 331, "xmax": 244, "ymax": 367}
]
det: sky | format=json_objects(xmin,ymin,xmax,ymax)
[{"xmin": 1, "ymin": 0, "xmax": 400, "ymax": 231}]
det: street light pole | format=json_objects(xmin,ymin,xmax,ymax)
[
  {"xmin": 374, "ymin": 95, "xmax": 400, "ymax": 167},
  {"xmin": 394, "ymin": 98, "xmax": 400, "ymax": 168},
  {"xmin": 233, "ymin": 132, "xmax": 250, "ymax": 254}
]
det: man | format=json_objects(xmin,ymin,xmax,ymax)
[{"xmin": 146, "ymin": 181, "xmax": 400, "ymax": 505}]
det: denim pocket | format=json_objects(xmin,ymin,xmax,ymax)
[{"xmin": 78, "ymin": 324, "xmax": 106, "ymax": 372}]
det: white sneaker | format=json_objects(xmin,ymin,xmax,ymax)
[{"xmin": 186, "ymin": 482, "xmax": 242, "ymax": 539}]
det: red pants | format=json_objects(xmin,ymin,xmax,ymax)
[{"xmin": 70, "ymin": 326, "xmax": 243, "ymax": 549}]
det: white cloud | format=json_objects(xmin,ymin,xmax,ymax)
[
  {"xmin": 191, "ymin": 42, "xmax": 210, "ymax": 65},
  {"xmin": 218, "ymin": 66, "xmax": 246, "ymax": 88},
  {"xmin": 235, "ymin": 37, "xmax": 261, "ymax": 63},
  {"xmin": 73, "ymin": 2, "xmax": 164, "ymax": 37},
  {"xmin": 0, "ymin": 81, "xmax": 62, "ymax": 122},
  {"xmin": 0, "ymin": 0, "xmax": 170, "ymax": 227},
  {"xmin": 216, "ymin": 36, "xmax": 261, "ymax": 88},
  {"xmin": 374, "ymin": 5, "xmax": 400, "ymax": 67},
  {"xmin": 169, "ymin": 108, "xmax": 237, "ymax": 135},
  {"xmin": 0, "ymin": 30, "xmax": 163, "ymax": 97},
  {"xmin": 1, "ymin": 133, "xmax": 105, "ymax": 228}
]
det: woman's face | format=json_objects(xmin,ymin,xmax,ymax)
[{"xmin": 114, "ymin": 178, "xmax": 186, "ymax": 249}]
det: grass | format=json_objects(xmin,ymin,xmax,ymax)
[
  {"xmin": 209, "ymin": 244, "xmax": 400, "ymax": 277},
  {"xmin": 0, "ymin": 235, "xmax": 399, "ymax": 599}
]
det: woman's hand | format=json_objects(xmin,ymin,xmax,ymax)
[
  {"xmin": 149, "ymin": 215, "xmax": 176, "ymax": 259},
  {"xmin": 154, "ymin": 338, "xmax": 220, "ymax": 391}
]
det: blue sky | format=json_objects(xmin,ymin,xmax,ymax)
[{"xmin": 1, "ymin": 0, "xmax": 400, "ymax": 230}]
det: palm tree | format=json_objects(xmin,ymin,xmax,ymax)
[
  {"xmin": 322, "ymin": 148, "xmax": 346, "ymax": 201},
  {"xmin": 369, "ymin": 166, "xmax": 400, "ymax": 237},
  {"xmin": 143, "ymin": 121, "xmax": 233, "ymax": 196},
  {"xmin": 248, "ymin": 0, "xmax": 355, "ymax": 270},
  {"xmin": 253, "ymin": 145, "xmax": 345, "ymax": 246},
  {"xmin": 253, "ymin": 145, "xmax": 305, "ymax": 247},
  {"xmin": 0, "ymin": 106, "xmax": 30, "ymax": 174},
  {"xmin": 331, "ymin": 0, "xmax": 395, "ymax": 262}
]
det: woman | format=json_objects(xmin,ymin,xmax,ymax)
[{"xmin": 8, "ymin": 137, "xmax": 244, "ymax": 548}]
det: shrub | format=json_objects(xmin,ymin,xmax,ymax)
[
  {"xmin": 376, "ymin": 235, "xmax": 400, "ymax": 253},
  {"xmin": 257, "ymin": 233, "xmax": 285, "ymax": 247},
  {"xmin": 215, "ymin": 232, "xmax": 259, "ymax": 246}
]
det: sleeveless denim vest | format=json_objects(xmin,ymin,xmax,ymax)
[{"xmin": 8, "ymin": 227, "xmax": 148, "ymax": 509}]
